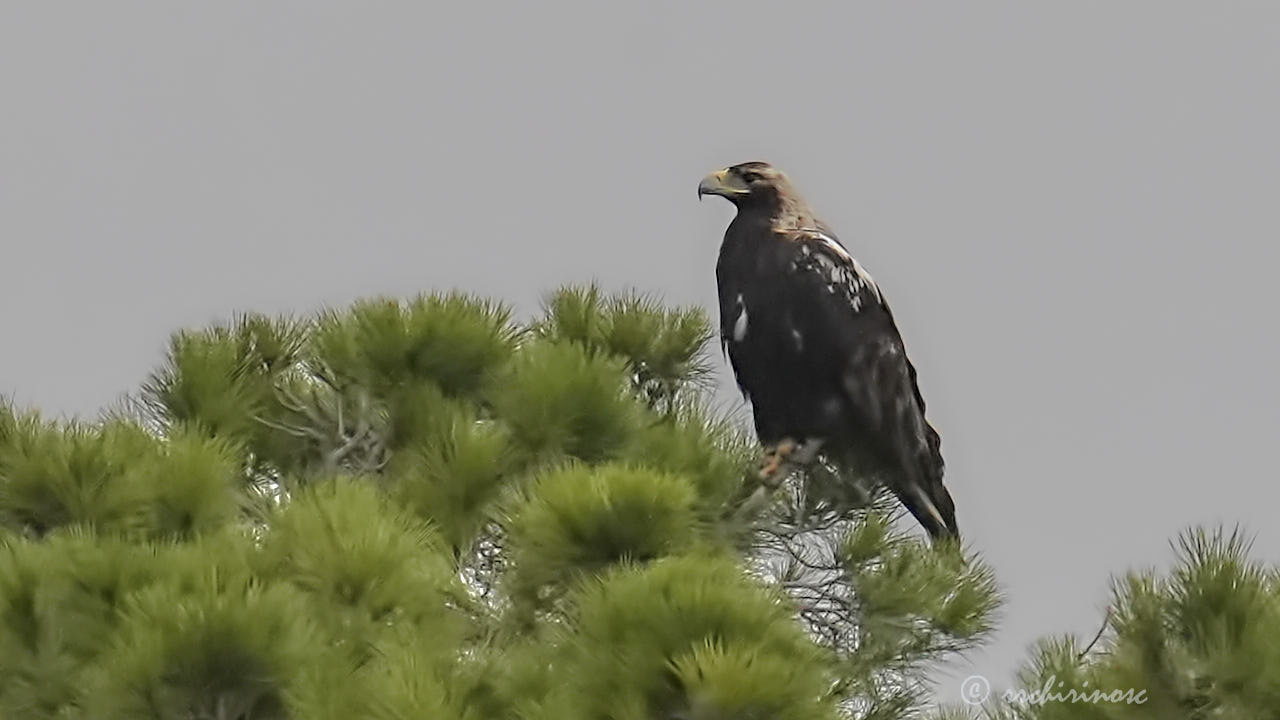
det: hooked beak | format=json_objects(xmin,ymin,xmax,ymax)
[{"xmin": 697, "ymin": 168, "xmax": 748, "ymax": 201}]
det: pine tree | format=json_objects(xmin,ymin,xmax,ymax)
[
  {"xmin": 944, "ymin": 526, "xmax": 1280, "ymax": 720},
  {"xmin": 0, "ymin": 285, "xmax": 998, "ymax": 720}
]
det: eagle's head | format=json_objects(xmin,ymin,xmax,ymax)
[
  {"xmin": 698, "ymin": 161, "xmax": 821, "ymax": 233},
  {"xmin": 697, "ymin": 162, "xmax": 795, "ymax": 207}
]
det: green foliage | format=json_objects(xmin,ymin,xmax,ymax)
[
  {"xmin": 0, "ymin": 284, "xmax": 999, "ymax": 720},
  {"xmin": 488, "ymin": 340, "xmax": 641, "ymax": 463},
  {"xmin": 0, "ymin": 416, "xmax": 240, "ymax": 539},
  {"xmin": 620, "ymin": 404, "xmax": 756, "ymax": 519},
  {"xmin": 0, "ymin": 417, "xmax": 153, "ymax": 537},
  {"xmin": 127, "ymin": 428, "xmax": 245, "ymax": 539},
  {"xmin": 747, "ymin": 491, "xmax": 1000, "ymax": 719},
  {"xmin": 952, "ymin": 526, "xmax": 1280, "ymax": 720},
  {"xmin": 843, "ymin": 514, "xmax": 998, "ymax": 650},
  {"xmin": 536, "ymin": 285, "xmax": 714, "ymax": 414},
  {"xmin": 525, "ymin": 555, "xmax": 838, "ymax": 720},
  {"xmin": 388, "ymin": 405, "xmax": 518, "ymax": 554},
  {"xmin": 312, "ymin": 292, "xmax": 517, "ymax": 398},
  {"xmin": 88, "ymin": 577, "xmax": 310, "ymax": 720},
  {"xmin": 506, "ymin": 463, "xmax": 700, "ymax": 616},
  {"xmin": 255, "ymin": 479, "xmax": 465, "ymax": 649},
  {"xmin": 141, "ymin": 314, "xmax": 306, "ymax": 441}
]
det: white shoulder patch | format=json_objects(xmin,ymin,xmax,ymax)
[
  {"xmin": 810, "ymin": 232, "xmax": 882, "ymax": 303},
  {"xmin": 732, "ymin": 293, "xmax": 748, "ymax": 342}
]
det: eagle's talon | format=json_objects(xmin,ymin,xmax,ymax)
[
  {"xmin": 757, "ymin": 455, "xmax": 783, "ymax": 483},
  {"xmin": 758, "ymin": 438, "xmax": 799, "ymax": 485}
]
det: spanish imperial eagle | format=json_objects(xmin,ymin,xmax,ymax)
[{"xmin": 698, "ymin": 161, "xmax": 958, "ymax": 541}]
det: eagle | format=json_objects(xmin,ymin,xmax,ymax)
[{"xmin": 698, "ymin": 161, "xmax": 958, "ymax": 541}]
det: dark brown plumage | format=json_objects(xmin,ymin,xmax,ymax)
[{"xmin": 698, "ymin": 161, "xmax": 958, "ymax": 541}]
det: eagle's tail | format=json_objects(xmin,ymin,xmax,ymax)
[
  {"xmin": 896, "ymin": 415, "xmax": 958, "ymax": 543},
  {"xmin": 895, "ymin": 479, "xmax": 959, "ymax": 543}
]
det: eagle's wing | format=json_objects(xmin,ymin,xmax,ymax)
[{"xmin": 786, "ymin": 231, "xmax": 955, "ymax": 538}]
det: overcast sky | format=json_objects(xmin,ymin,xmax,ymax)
[{"xmin": 3, "ymin": 1, "xmax": 1279, "ymax": 705}]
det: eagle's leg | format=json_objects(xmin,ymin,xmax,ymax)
[
  {"xmin": 734, "ymin": 437, "xmax": 826, "ymax": 525},
  {"xmin": 758, "ymin": 437, "xmax": 825, "ymax": 485},
  {"xmin": 758, "ymin": 438, "xmax": 796, "ymax": 484}
]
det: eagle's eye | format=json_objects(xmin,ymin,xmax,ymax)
[{"xmin": 739, "ymin": 170, "xmax": 763, "ymax": 184}]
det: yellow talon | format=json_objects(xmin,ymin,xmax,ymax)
[{"xmin": 758, "ymin": 438, "xmax": 799, "ymax": 484}]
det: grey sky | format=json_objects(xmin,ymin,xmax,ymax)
[{"xmin": 3, "ymin": 1, "xmax": 1279, "ymax": 704}]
